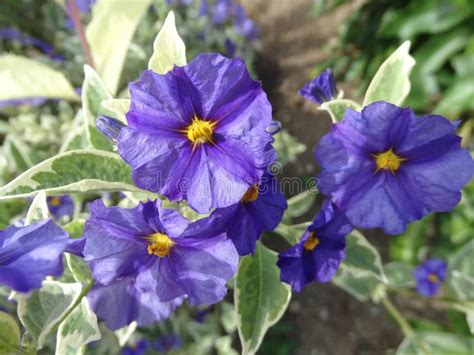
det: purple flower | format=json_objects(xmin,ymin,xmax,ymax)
[
  {"xmin": 213, "ymin": 0, "xmax": 233, "ymax": 24},
  {"xmin": 88, "ymin": 277, "xmax": 184, "ymax": 330},
  {"xmin": 413, "ymin": 259, "xmax": 447, "ymax": 297},
  {"xmin": 83, "ymin": 199, "xmax": 238, "ymax": 307},
  {"xmin": 316, "ymin": 101, "xmax": 474, "ymax": 234},
  {"xmin": 47, "ymin": 195, "xmax": 75, "ymax": 220},
  {"xmin": 153, "ymin": 335, "xmax": 182, "ymax": 352},
  {"xmin": 216, "ymin": 172, "xmax": 287, "ymax": 255},
  {"xmin": 118, "ymin": 53, "xmax": 275, "ymax": 213},
  {"xmin": 122, "ymin": 339, "xmax": 148, "ymax": 355},
  {"xmin": 0, "ymin": 97, "xmax": 48, "ymax": 109},
  {"xmin": 96, "ymin": 116, "xmax": 126, "ymax": 143},
  {"xmin": 0, "ymin": 219, "xmax": 79, "ymax": 292},
  {"xmin": 233, "ymin": 4, "xmax": 258, "ymax": 40},
  {"xmin": 300, "ymin": 69, "xmax": 337, "ymax": 105},
  {"xmin": 277, "ymin": 200, "xmax": 352, "ymax": 292}
]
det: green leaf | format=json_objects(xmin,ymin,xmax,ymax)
[
  {"xmin": 82, "ymin": 66, "xmax": 114, "ymax": 151},
  {"xmin": 273, "ymin": 129, "xmax": 306, "ymax": 166},
  {"xmin": 235, "ymin": 242, "xmax": 291, "ymax": 355},
  {"xmin": 434, "ymin": 78, "xmax": 474, "ymax": 116},
  {"xmin": 466, "ymin": 311, "xmax": 474, "ymax": 335},
  {"xmin": 148, "ymin": 11, "xmax": 187, "ymax": 74},
  {"xmin": 101, "ymin": 99, "xmax": 130, "ymax": 123},
  {"xmin": 0, "ymin": 311, "xmax": 21, "ymax": 354},
  {"xmin": 55, "ymin": 298, "xmax": 101, "ymax": 355},
  {"xmin": 25, "ymin": 191, "xmax": 50, "ymax": 225},
  {"xmin": 17, "ymin": 281, "xmax": 83, "ymax": 350},
  {"xmin": 114, "ymin": 322, "xmax": 137, "ymax": 347},
  {"xmin": 449, "ymin": 240, "xmax": 474, "ymax": 277},
  {"xmin": 384, "ymin": 261, "xmax": 415, "ymax": 289},
  {"xmin": 274, "ymin": 222, "xmax": 310, "ymax": 246},
  {"xmin": 343, "ymin": 231, "xmax": 386, "ymax": 282},
  {"xmin": 66, "ymin": 254, "xmax": 92, "ymax": 284},
  {"xmin": 0, "ymin": 54, "xmax": 79, "ymax": 101},
  {"xmin": 397, "ymin": 331, "xmax": 474, "ymax": 355},
  {"xmin": 332, "ymin": 266, "xmax": 385, "ymax": 302},
  {"xmin": 60, "ymin": 126, "xmax": 88, "ymax": 153},
  {"xmin": 86, "ymin": 0, "xmax": 152, "ymax": 95},
  {"xmin": 451, "ymin": 271, "xmax": 474, "ymax": 301},
  {"xmin": 0, "ymin": 150, "xmax": 141, "ymax": 201},
  {"xmin": 63, "ymin": 219, "xmax": 86, "ymax": 239},
  {"xmin": 283, "ymin": 190, "xmax": 316, "ymax": 220},
  {"xmin": 320, "ymin": 99, "xmax": 361, "ymax": 123},
  {"xmin": 363, "ymin": 41, "xmax": 415, "ymax": 106}
]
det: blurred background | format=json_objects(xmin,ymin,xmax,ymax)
[{"xmin": 0, "ymin": 0, "xmax": 473, "ymax": 354}]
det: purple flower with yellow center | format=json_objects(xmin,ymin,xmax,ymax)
[
  {"xmin": 277, "ymin": 200, "xmax": 352, "ymax": 292},
  {"xmin": 83, "ymin": 199, "xmax": 238, "ymax": 307},
  {"xmin": 316, "ymin": 101, "xmax": 474, "ymax": 234},
  {"xmin": 47, "ymin": 195, "xmax": 74, "ymax": 220},
  {"xmin": 300, "ymin": 68, "xmax": 337, "ymax": 105},
  {"xmin": 216, "ymin": 172, "xmax": 287, "ymax": 255},
  {"xmin": 413, "ymin": 259, "xmax": 447, "ymax": 297},
  {"xmin": 0, "ymin": 219, "xmax": 79, "ymax": 292},
  {"xmin": 88, "ymin": 276, "xmax": 185, "ymax": 330},
  {"xmin": 118, "ymin": 53, "xmax": 275, "ymax": 213}
]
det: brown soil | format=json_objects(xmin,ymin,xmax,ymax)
[{"xmin": 240, "ymin": 1, "xmax": 403, "ymax": 354}]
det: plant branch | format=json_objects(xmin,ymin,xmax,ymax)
[{"xmin": 67, "ymin": 0, "xmax": 95, "ymax": 69}]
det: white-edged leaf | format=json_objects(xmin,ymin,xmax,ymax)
[
  {"xmin": 17, "ymin": 281, "xmax": 83, "ymax": 350},
  {"xmin": 114, "ymin": 322, "xmax": 137, "ymax": 347},
  {"xmin": 384, "ymin": 261, "xmax": 415, "ymax": 289},
  {"xmin": 0, "ymin": 311, "xmax": 22, "ymax": 354},
  {"xmin": 467, "ymin": 311, "xmax": 474, "ymax": 334},
  {"xmin": 65, "ymin": 253, "xmax": 92, "ymax": 284},
  {"xmin": 451, "ymin": 271, "xmax": 474, "ymax": 301},
  {"xmin": 284, "ymin": 190, "xmax": 316, "ymax": 220},
  {"xmin": 25, "ymin": 191, "xmax": 50, "ymax": 225},
  {"xmin": 332, "ymin": 266, "xmax": 385, "ymax": 302},
  {"xmin": 397, "ymin": 331, "xmax": 474, "ymax": 355},
  {"xmin": 55, "ymin": 298, "xmax": 101, "ymax": 355},
  {"xmin": 82, "ymin": 65, "xmax": 114, "ymax": 151},
  {"xmin": 86, "ymin": 0, "xmax": 152, "ymax": 95},
  {"xmin": 363, "ymin": 41, "xmax": 415, "ymax": 106},
  {"xmin": 101, "ymin": 99, "xmax": 130, "ymax": 123},
  {"xmin": 148, "ymin": 11, "xmax": 187, "ymax": 74},
  {"xmin": 235, "ymin": 242, "xmax": 291, "ymax": 355},
  {"xmin": 0, "ymin": 150, "xmax": 142, "ymax": 201},
  {"xmin": 0, "ymin": 54, "xmax": 79, "ymax": 101},
  {"xmin": 343, "ymin": 230, "xmax": 386, "ymax": 282},
  {"xmin": 320, "ymin": 99, "xmax": 361, "ymax": 123},
  {"xmin": 274, "ymin": 221, "xmax": 310, "ymax": 246}
]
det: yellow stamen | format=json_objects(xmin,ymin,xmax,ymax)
[
  {"xmin": 144, "ymin": 232, "xmax": 175, "ymax": 257},
  {"xmin": 184, "ymin": 117, "xmax": 216, "ymax": 146},
  {"xmin": 241, "ymin": 184, "xmax": 259, "ymax": 203},
  {"xmin": 428, "ymin": 273, "xmax": 439, "ymax": 283},
  {"xmin": 50, "ymin": 197, "xmax": 62, "ymax": 206},
  {"xmin": 304, "ymin": 232, "xmax": 320, "ymax": 251},
  {"xmin": 374, "ymin": 149, "xmax": 405, "ymax": 172}
]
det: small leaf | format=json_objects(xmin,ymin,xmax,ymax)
[
  {"xmin": 17, "ymin": 281, "xmax": 83, "ymax": 350},
  {"xmin": 66, "ymin": 254, "xmax": 92, "ymax": 284},
  {"xmin": 320, "ymin": 99, "xmax": 361, "ymax": 123},
  {"xmin": 332, "ymin": 266, "xmax": 385, "ymax": 302},
  {"xmin": 235, "ymin": 242, "xmax": 291, "ymax": 355},
  {"xmin": 343, "ymin": 231, "xmax": 386, "ymax": 282},
  {"xmin": 273, "ymin": 129, "xmax": 306, "ymax": 166},
  {"xmin": 63, "ymin": 219, "xmax": 86, "ymax": 239},
  {"xmin": 148, "ymin": 11, "xmax": 187, "ymax": 74},
  {"xmin": 114, "ymin": 322, "xmax": 137, "ymax": 347},
  {"xmin": 25, "ymin": 191, "xmax": 50, "ymax": 225},
  {"xmin": 397, "ymin": 331, "xmax": 474, "ymax": 355},
  {"xmin": 363, "ymin": 41, "xmax": 415, "ymax": 106},
  {"xmin": 82, "ymin": 66, "xmax": 114, "ymax": 151},
  {"xmin": 0, "ymin": 54, "xmax": 79, "ymax": 102},
  {"xmin": 384, "ymin": 261, "xmax": 415, "ymax": 289},
  {"xmin": 466, "ymin": 311, "xmax": 474, "ymax": 335},
  {"xmin": 450, "ymin": 271, "xmax": 474, "ymax": 301},
  {"xmin": 0, "ymin": 311, "xmax": 22, "ymax": 354},
  {"xmin": 86, "ymin": 0, "xmax": 152, "ymax": 95},
  {"xmin": 274, "ymin": 222, "xmax": 310, "ymax": 246},
  {"xmin": 0, "ymin": 150, "xmax": 141, "ymax": 201},
  {"xmin": 283, "ymin": 190, "xmax": 316, "ymax": 220},
  {"xmin": 101, "ymin": 99, "xmax": 130, "ymax": 123}
]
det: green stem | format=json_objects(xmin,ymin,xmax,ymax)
[{"xmin": 381, "ymin": 296, "xmax": 430, "ymax": 355}]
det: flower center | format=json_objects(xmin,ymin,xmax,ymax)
[
  {"xmin": 145, "ymin": 232, "xmax": 175, "ymax": 257},
  {"xmin": 374, "ymin": 149, "xmax": 405, "ymax": 172},
  {"xmin": 241, "ymin": 184, "xmax": 259, "ymax": 203},
  {"xmin": 304, "ymin": 232, "xmax": 320, "ymax": 251},
  {"xmin": 428, "ymin": 272, "xmax": 439, "ymax": 283},
  {"xmin": 185, "ymin": 117, "xmax": 216, "ymax": 145},
  {"xmin": 50, "ymin": 197, "xmax": 62, "ymax": 206}
]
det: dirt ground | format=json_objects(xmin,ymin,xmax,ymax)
[{"xmin": 240, "ymin": 1, "xmax": 404, "ymax": 354}]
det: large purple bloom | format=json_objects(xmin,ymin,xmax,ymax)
[
  {"xmin": 316, "ymin": 101, "xmax": 474, "ymax": 234},
  {"xmin": 277, "ymin": 200, "xmax": 352, "ymax": 292},
  {"xmin": 413, "ymin": 258, "xmax": 447, "ymax": 297},
  {"xmin": 300, "ymin": 68, "xmax": 337, "ymax": 105},
  {"xmin": 88, "ymin": 277, "xmax": 184, "ymax": 330},
  {"xmin": 216, "ymin": 172, "xmax": 287, "ymax": 255},
  {"xmin": 83, "ymin": 199, "xmax": 238, "ymax": 308},
  {"xmin": 118, "ymin": 53, "xmax": 275, "ymax": 213},
  {"xmin": 0, "ymin": 219, "xmax": 79, "ymax": 292}
]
